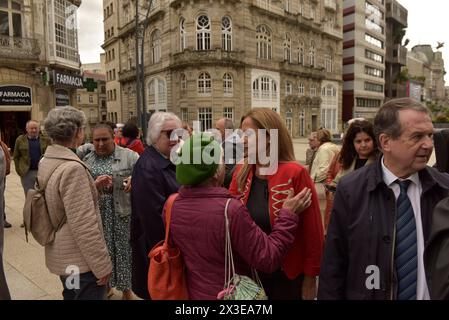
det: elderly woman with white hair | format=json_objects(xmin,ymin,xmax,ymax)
[
  {"xmin": 40, "ymin": 106, "xmax": 112, "ymax": 299},
  {"xmin": 130, "ymin": 111, "xmax": 183, "ymax": 300}
]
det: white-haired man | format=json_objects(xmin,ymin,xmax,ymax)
[{"xmin": 13, "ymin": 120, "xmax": 51, "ymax": 227}]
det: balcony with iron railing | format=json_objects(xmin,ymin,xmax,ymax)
[
  {"xmin": 117, "ymin": 1, "xmax": 165, "ymax": 39},
  {"xmin": 0, "ymin": 35, "xmax": 41, "ymax": 61},
  {"xmin": 250, "ymin": 0, "xmax": 285, "ymax": 17},
  {"xmin": 322, "ymin": 24, "xmax": 343, "ymax": 40},
  {"xmin": 279, "ymin": 61, "xmax": 325, "ymax": 80},
  {"xmin": 387, "ymin": 44, "xmax": 407, "ymax": 66},
  {"xmin": 89, "ymin": 117, "xmax": 99, "ymax": 124},
  {"xmin": 118, "ymin": 66, "xmax": 137, "ymax": 82},
  {"xmin": 386, "ymin": 0, "xmax": 408, "ymax": 28},
  {"xmin": 324, "ymin": 0, "xmax": 337, "ymax": 11},
  {"xmin": 170, "ymin": 49, "xmax": 245, "ymax": 68}
]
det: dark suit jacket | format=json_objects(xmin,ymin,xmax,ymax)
[
  {"xmin": 424, "ymin": 197, "xmax": 449, "ymax": 299},
  {"xmin": 434, "ymin": 129, "xmax": 449, "ymax": 174},
  {"xmin": 319, "ymin": 159, "xmax": 449, "ymax": 299}
]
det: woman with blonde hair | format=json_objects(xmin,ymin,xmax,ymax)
[
  {"xmin": 309, "ymin": 128, "xmax": 340, "ymax": 226},
  {"xmin": 229, "ymin": 108, "xmax": 324, "ymax": 300}
]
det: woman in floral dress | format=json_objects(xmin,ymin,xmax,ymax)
[{"xmin": 81, "ymin": 124, "xmax": 139, "ymax": 299}]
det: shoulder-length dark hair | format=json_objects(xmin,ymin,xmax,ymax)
[{"xmin": 340, "ymin": 120, "xmax": 378, "ymax": 170}]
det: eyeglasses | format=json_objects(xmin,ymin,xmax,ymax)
[{"xmin": 161, "ymin": 129, "xmax": 183, "ymax": 139}]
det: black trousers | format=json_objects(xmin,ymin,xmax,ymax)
[{"xmin": 258, "ymin": 269, "xmax": 304, "ymax": 300}]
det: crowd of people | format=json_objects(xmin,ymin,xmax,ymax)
[{"xmin": 1, "ymin": 97, "xmax": 449, "ymax": 300}]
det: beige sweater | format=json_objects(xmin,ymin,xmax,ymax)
[
  {"xmin": 40, "ymin": 144, "xmax": 112, "ymax": 279},
  {"xmin": 310, "ymin": 142, "xmax": 341, "ymax": 183}
]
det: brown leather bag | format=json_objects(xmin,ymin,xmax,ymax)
[
  {"xmin": 0, "ymin": 141, "xmax": 10, "ymax": 175},
  {"xmin": 147, "ymin": 193, "xmax": 189, "ymax": 300}
]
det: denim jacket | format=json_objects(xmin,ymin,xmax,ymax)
[{"xmin": 80, "ymin": 144, "xmax": 139, "ymax": 217}]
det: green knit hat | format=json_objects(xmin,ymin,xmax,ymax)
[{"xmin": 176, "ymin": 133, "xmax": 222, "ymax": 186}]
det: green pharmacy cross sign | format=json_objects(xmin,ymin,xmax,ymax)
[{"xmin": 83, "ymin": 78, "xmax": 98, "ymax": 92}]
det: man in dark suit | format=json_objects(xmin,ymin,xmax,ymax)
[
  {"xmin": 433, "ymin": 129, "xmax": 449, "ymax": 173},
  {"xmin": 319, "ymin": 98, "xmax": 449, "ymax": 300}
]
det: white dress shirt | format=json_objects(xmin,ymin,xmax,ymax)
[{"xmin": 381, "ymin": 157, "xmax": 430, "ymax": 300}]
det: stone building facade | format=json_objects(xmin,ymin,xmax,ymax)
[
  {"xmin": 0, "ymin": 0, "xmax": 82, "ymax": 149},
  {"xmin": 109, "ymin": 0, "xmax": 343, "ymax": 137},
  {"xmin": 77, "ymin": 59, "xmax": 107, "ymax": 141},
  {"xmin": 342, "ymin": 0, "xmax": 386, "ymax": 122},
  {"xmin": 103, "ymin": 0, "xmax": 122, "ymax": 124},
  {"xmin": 409, "ymin": 45, "xmax": 446, "ymax": 104},
  {"xmin": 384, "ymin": 0, "xmax": 407, "ymax": 101}
]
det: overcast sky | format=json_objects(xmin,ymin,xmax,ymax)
[
  {"xmin": 398, "ymin": 0, "xmax": 449, "ymax": 83},
  {"xmin": 77, "ymin": 0, "xmax": 449, "ymax": 83},
  {"xmin": 78, "ymin": 0, "xmax": 103, "ymax": 64}
]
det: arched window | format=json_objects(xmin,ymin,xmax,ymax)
[
  {"xmin": 256, "ymin": 25, "xmax": 272, "ymax": 60},
  {"xmin": 272, "ymin": 80, "xmax": 277, "ymax": 99},
  {"xmin": 221, "ymin": 16, "xmax": 232, "ymax": 51},
  {"xmin": 147, "ymin": 78, "xmax": 167, "ymax": 111},
  {"xmin": 196, "ymin": 15, "xmax": 211, "ymax": 50},
  {"xmin": 180, "ymin": 18, "xmax": 186, "ymax": 51},
  {"xmin": 286, "ymin": 81, "xmax": 293, "ymax": 95},
  {"xmin": 252, "ymin": 76, "xmax": 278, "ymax": 101},
  {"xmin": 223, "ymin": 73, "xmax": 233, "ymax": 94},
  {"xmin": 252, "ymin": 78, "xmax": 259, "ymax": 98},
  {"xmin": 298, "ymin": 0, "xmax": 304, "ymax": 15},
  {"xmin": 310, "ymin": 5, "xmax": 316, "ymax": 21},
  {"xmin": 310, "ymin": 84, "xmax": 316, "ymax": 96},
  {"xmin": 158, "ymin": 79, "xmax": 166, "ymax": 104},
  {"xmin": 321, "ymin": 84, "xmax": 338, "ymax": 132},
  {"xmin": 309, "ymin": 41, "xmax": 315, "ymax": 67},
  {"xmin": 325, "ymin": 47, "xmax": 333, "ymax": 73},
  {"xmin": 284, "ymin": 33, "xmax": 291, "ymax": 62},
  {"xmin": 180, "ymin": 73, "xmax": 187, "ymax": 91},
  {"xmin": 298, "ymin": 40, "xmax": 304, "ymax": 65},
  {"xmin": 299, "ymin": 82, "xmax": 305, "ymax": 95},
  {"xmin": 285, "ymin": 0, "xmax": 290, "ymax": 12},
  {"xmin": 151, "ymin": 29, "xmax": 161, "ymax": 64},
  {"xmin": 261, "ymin": 77, "xmax": 270, "ymax": 98},
  {"xmin": 198, "ymin": 72, "xmax": 212, "ymax": 94},
  {"xmin": 148, "ymin": 80, "xmax": 155, "ymax": 102}
]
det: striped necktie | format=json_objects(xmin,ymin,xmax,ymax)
[{"xmin": 395, "ymin": 179, "xmax": 417, "ymax": 300}]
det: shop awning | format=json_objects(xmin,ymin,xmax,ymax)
[{"xmin": 0, "ymin": 106, "xmax": 32, "ymax": 112}]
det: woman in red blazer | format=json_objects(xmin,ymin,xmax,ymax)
[{"xmin": 229, "ymin": 108, "xmax": 324, "ymax": 300}]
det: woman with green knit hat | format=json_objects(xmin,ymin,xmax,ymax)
[{"xmin": 162, "ymin": 133, "xmax": 312, "ymax": 299}]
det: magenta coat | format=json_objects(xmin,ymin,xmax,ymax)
[{"xmin": 163, "ymin": 186, "xmax": 299, "ymax": 300}]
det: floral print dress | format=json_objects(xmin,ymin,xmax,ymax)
[{"xmin": 90, "ymin": 153, "xmax": 132, "ymax": 292}]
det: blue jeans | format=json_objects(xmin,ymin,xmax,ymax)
[
  {"xmin": 20, "ymin": 169, "xmax": 37, "ymax": 196},
  {"xmin": 59, "ymin": 271, "xmax": 107, "ymax": 300}
]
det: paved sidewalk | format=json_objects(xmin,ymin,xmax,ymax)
[
  {"xmin": 2, "ymin": 162, "xmax": 134, "ymax": 300},
  {"xmin": 3, "ymin": 164, "xmax": 61, "ymax": 300}
]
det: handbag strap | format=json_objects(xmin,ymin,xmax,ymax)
[
  {"xmin": 164, "ymin": 193, "xmax": 179, "ymax": 244},
  {"xmin": 223, "ymin": 198, "xmax": 264, "ymax": 292},
  {"xmin": 224, "ymin": 198, "xmax": 235, "ymax": 289}
]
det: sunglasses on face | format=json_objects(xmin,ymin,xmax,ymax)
[{"xmin": 161, "ymin": 129, "xmax": 183, "ymax": 139}]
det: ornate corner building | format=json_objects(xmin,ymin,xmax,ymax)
[
  {"xmin": 0, "ymin": 0, "xmax": 82, "ymax": 149},
  {"xmin": 104, "ymin": 0, "xmax": 343, "ymax": 137}
]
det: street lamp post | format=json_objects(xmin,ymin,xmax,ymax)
[{"xmin": 135, "ymin": 0, "xmax": 153, "ymax": 143}]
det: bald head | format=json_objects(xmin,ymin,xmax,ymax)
[
  {"xmin": 26, "ymin": 120, "xmax": 39, "ymax": 139},
  {"xmin": 215, "ymin": 118, "xmax": 234, "ymax": 140}
]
